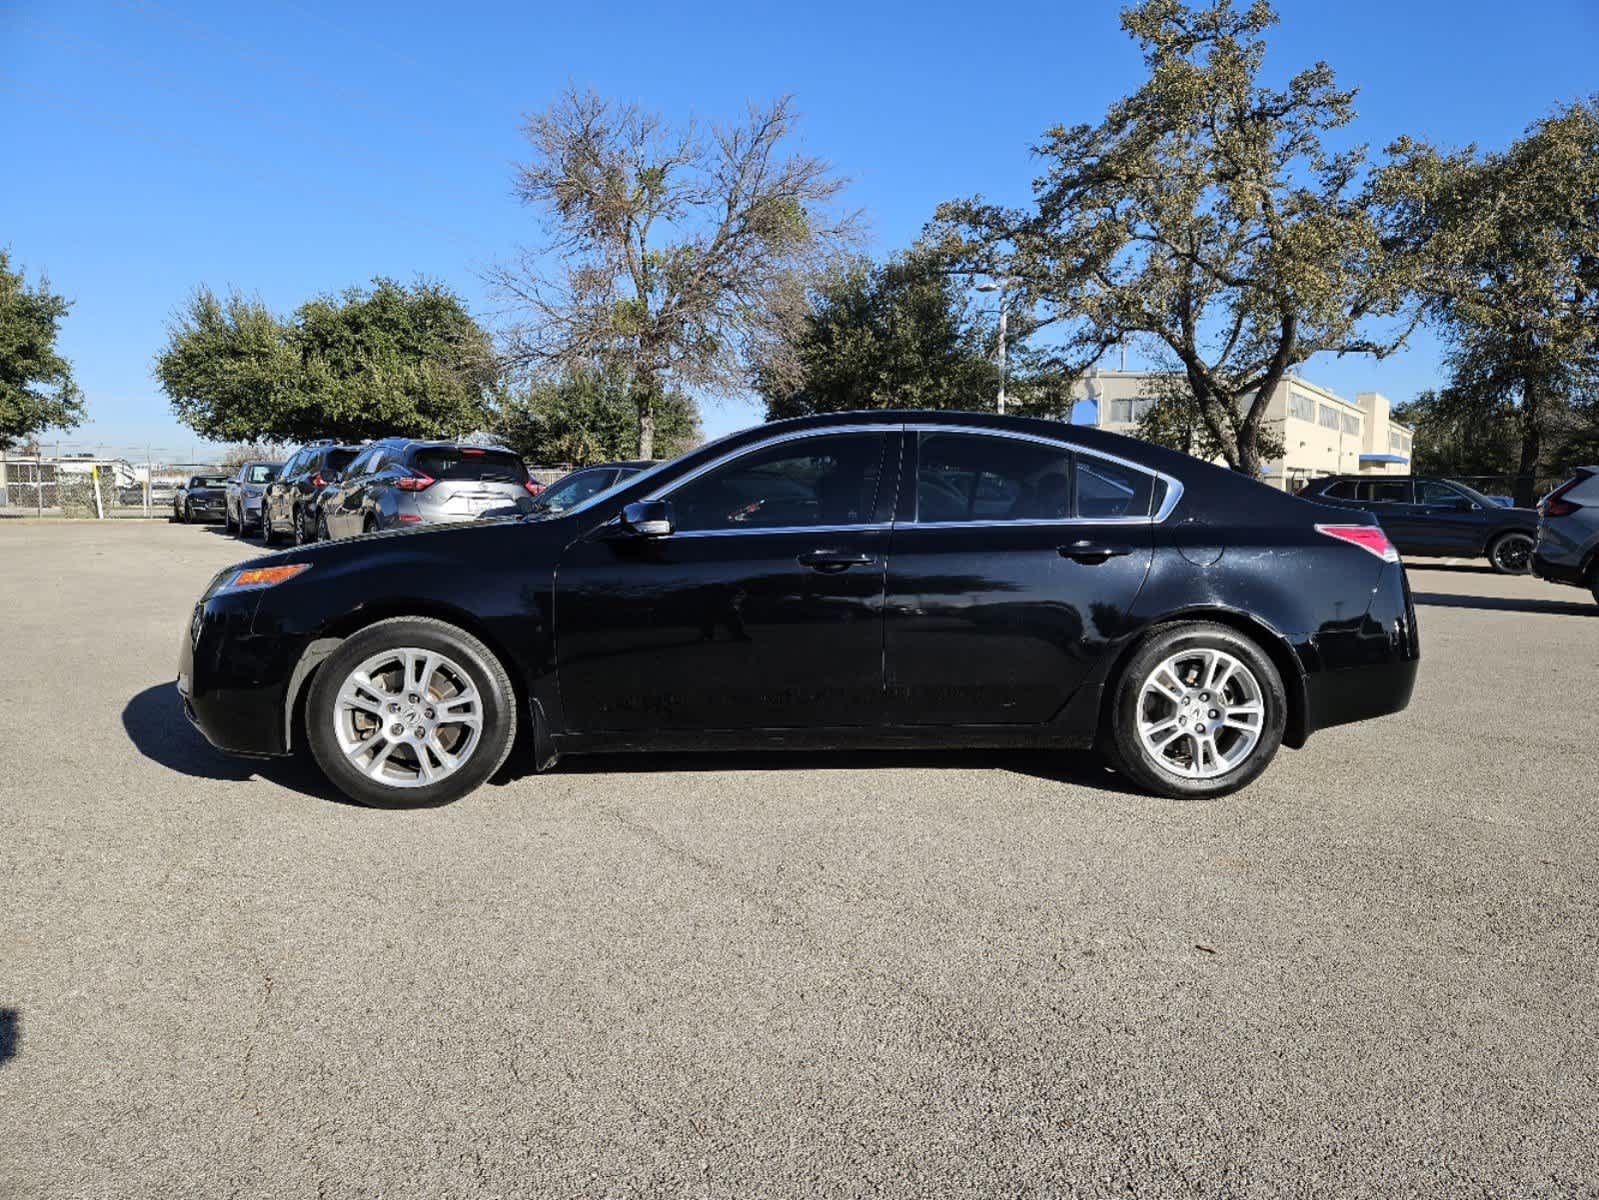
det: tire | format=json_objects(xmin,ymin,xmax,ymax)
[
  {"xmin": 306, "ymin": 618, "xmax": 518, "ymax": 808},
  {"xmin": 317, "ymin": 513, "xmax": 332, "ymax": 541},
  {"xmin": 262, "ymin": 507, "xmax": 277, "ymax": 545},
  {"xmin": 293, "ymin": 506, "xmax": 311, "ymax": 545},
  {"xmin": 1103, "ymin": 621, "xmax": 1288, "ymax": 800},
  {"xmin": 1487, "ymin": 531, "xmax": 1534, "ymax": 575},
  {"xmin": 180, "ymin": 501, "xmax": 192, "ymax": 524},
  {"xmin": 225, "ymin": 503, "xmax": 237, "ymax": 534},
  {"xmin": 364, "ymin": 515, "xmax": 378, "ymax": 534}
]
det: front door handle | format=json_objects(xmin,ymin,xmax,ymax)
[
  {"xmin": 1058, "ymin": 540, "xmax": 1133, "ymax": 564},
  {"xmin": 797, "ymin": 550, "xmax": 876, "ymax": 573}
]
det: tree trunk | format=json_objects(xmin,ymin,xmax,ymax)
[
  {"xmin": 1514, "ymin": 376, "xmax": 1543, "ymax": 508},
  {"xmin": 635, "ymin": 381, "xmax": 657, "ymax": 460}
]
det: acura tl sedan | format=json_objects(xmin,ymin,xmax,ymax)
[{"xmin": 177, "ymin": 412, "xmax": 1419, "ymax": 808}]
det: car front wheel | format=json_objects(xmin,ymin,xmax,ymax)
[
  {"xmin": 307, "ymin": 618, "xmax": 518, "ymax": 808},
  {"xmin": 1104, "ymin": 622, "xmax": 1287, "ymax": 800},
  {"xmin": 1488, "ymin": 531, "xmax": 1534, "ymax": 575}
]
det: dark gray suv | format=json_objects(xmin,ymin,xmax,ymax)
[{"xmin": 317, "ymin": 440, "xmax": 537, "ymax": 539}]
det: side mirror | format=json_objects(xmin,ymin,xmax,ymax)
[{"xmin": 618, "ymin": 499, "xmax": 674, "ymax": 538}]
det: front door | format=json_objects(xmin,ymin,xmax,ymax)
[
  {"xmin": 555, "ymin": 430, "xmax": 895, "ymax": 733},
  {"xmin": 884, "ymin": 430, "xmax": 1155, "ymax": 725}
]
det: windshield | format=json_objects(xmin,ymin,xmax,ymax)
[
  {"xmin": 192, "ymin": 475, "xmax": 228, "ymax": 488},
  {"xmin": 244, "ymin": 464, "xmax": 279, "ymax": 483},
  {"xmin": 412, "ymin": 447, "xmax": 529, "ymax": 483},
  {"xmin": 533, "ymin": 468, "xmax": 622, "ymax": 514},
  {"xmin": 1447, "ymin": 480, "xmax": 1499, "ymax": 508}
]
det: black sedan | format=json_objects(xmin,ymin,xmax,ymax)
[
  {"xmin": 171, "ymin": 473, "xmax": 230, "ymax": 523},
  {"xmin": 178, "ymin": 412, "xmax": 1419, "ymax": 808},
  {"xmin": 1297, "ymin": 475, "xmax": 1539, "ymax": 574}
]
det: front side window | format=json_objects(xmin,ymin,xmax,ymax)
[
  {"xmin": 669, "ymin": 433, "xmax": 886, "ymax": 532},
  {"xmin": 1417, "ymin": 481, "xmax": 1467, "ymax": 507}
]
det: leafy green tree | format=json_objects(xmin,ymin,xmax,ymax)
[
  {"xmin": 1388, "ymin": 98, "xmax": 1599, "ymax": 505},
  {"xmin": 0, "ymin": 249, "xmax": 85, "ymax": 450},
  {"xmin": 488, "ymin": 88, "xmax": 858, "ymax": 458},
  {"xmin": 928, "ymin": 0, "xmax": 1430, "ymax": 478},
  {"xmin": 1132, "ymin": 371, "xmax": 1285, "ymax": 462},
  {"xmin": 157, "ymin": 278, "xmax": 497, "ymax": 443},
  {"xmin": 1391, "ymin": 387, "xmax": 1519, "ymax": 479},
  {"xmin": 494, "ymin": 371, "xmax": 699, "ymax": 466},
  {"xmin": 754, "ymin": 260, "xmax": 1002, "ymax": 419}
]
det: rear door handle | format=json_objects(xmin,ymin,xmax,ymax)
[
  {"xmin": 797, "ymin": 550, "xmax": 876, "ymax": 573},
  {"xmin": 1058, "ymin": 540, "xmax": 1133, "ymax": 564}
]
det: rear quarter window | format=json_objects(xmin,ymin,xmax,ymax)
[{"xmin": 411, "ymin": 448, "xmax": 529, "ymax": 482}]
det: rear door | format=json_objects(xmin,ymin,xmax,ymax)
[
  {"xmin": 1352, "ymin": 479, "xmax": 1419, "ymax": 551},
  {"xmin": 883, "ymin": 429, "xmax": 1156, "ymax": 726},
  {"xmin": 328, "ymin": 447, "xmax": 384, "ymax": 537}
]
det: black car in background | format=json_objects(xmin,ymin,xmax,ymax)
[
  {"xmin": 1297, "ymin": 475, "xmax": 1539, "ymax": 574},
  {"xmin": 171, "ymin": 473, "xmax": 229, "ymax": 523},
  {"xmin": 179, "ymin": 411, "xmax": 1419, "ymax": 809},
  {"xmin": 316, "ymin": 440, "xmax": 538, "ymax": 539},
  {"xmin": 526, "ymin": 460, "xmax": 656, "ymax": 517},
  {"xmin": 262, "ymin": 441, "xmax": 364, "ymax": 545}
]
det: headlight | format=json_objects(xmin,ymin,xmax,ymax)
[{"xmin": 217, "ymin": 564, "xmax": 312, "ymax": 592}]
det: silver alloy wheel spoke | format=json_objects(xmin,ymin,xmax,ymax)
[
  {"xmin": 1136, "ymin": 648, "xmax": 1264, "ymax": 781},
  {"xmin": 331, "ymin": 645, "xmax": 484, "ymax": 789}
]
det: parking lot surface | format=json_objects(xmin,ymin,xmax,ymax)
[{"xmin": 2, "ymin": 520, "xmax": 1596, "ymax": 1198}]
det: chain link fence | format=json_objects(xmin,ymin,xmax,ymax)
[{"xmin": 0, "ymin": 456, "xmax": 218, "ymax": 519}]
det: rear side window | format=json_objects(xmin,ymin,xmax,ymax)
[
  {"xmin": 1358, "ymin": 480, "xmax": 1411, "ymax": 504},
  {"xmin": 1075, "ymin": 455, "xmax": 1154, "ymax": 519},
  {"xmin": 1323, "ymin": 480, "xmax": 1357, "ymax": 499},
  {"xmin": 916, "ymin": 432, "xmax": 1073, "ymax": 522},
  {"xmin": 411, "ymin": 448, "xmax": 529, "ymax": 483},
  {"xmin": 325, "ymin": 448, "xmax": 359, "ymax": 473}
]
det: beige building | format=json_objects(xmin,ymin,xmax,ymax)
[{"xmin": 1075, "ymin": 370, "xmax": 1413, "ymax": 491}]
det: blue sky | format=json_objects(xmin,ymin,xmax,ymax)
[{"xmin": 2, "ymin": 0, "xmax": 1595, "ymax": 461}]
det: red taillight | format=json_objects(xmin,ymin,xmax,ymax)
[
  {"xmin": 523, "ymin": 480, "xmax": 543, "ymax": 496},
  {"xmin": 396, "ymin": 514, "xmax": 422, "ymax": 523},
  {"xmin": 1315, "ymin": 523, "xmax": 1399, "ymax": 562},
  {"xmin": 394, "ymin": 472, "xmax": 435, "ymax": 491},
  {"xmin": 312, "ymin": 472, "xmax": 325, "ymax": 488},
  {"xmin": 1541, "ymin": 478, "xmax": 1582, "ymax": 517},
  {"xmin": 461, "ymin": 447, "xmax": 485, "ymax": 456}
]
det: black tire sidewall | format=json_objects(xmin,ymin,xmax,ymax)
[
  {"xmin": 1109, "ymin": 623, "xmax": 1288, "ymax": 800},
  {"xmin": 306, "ymin": 619, "xmax": 517, "ymax": 809},
  {"xmin": 1489, "ymin": 532, "xmax": 1533, "ymax": 575}
]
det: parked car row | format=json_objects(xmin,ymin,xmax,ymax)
[{"xmin": 189, "ymin": 440, "xmax": 660, "ymax": 547}]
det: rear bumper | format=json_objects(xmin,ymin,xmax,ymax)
[
  {"xmin": 1306, "ymin": 657, "xmax": 1419, "ymax": 733},
  {"xmin": 1302, "ymin": 560, "xmax": 1420, "ymax": 736},
  {"xmin": 1531, "ymin": 549, "xmax": 1586, "ymax": 587}
]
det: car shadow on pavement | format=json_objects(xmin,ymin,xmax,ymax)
[
  {"xmin": 121, "ymin": 683, "xmax": 355, "ymax": 804},
  {"xmin": 1411, "ymin": 592, "xmax": 1598, "ymax": 617},
  {"xmin": 1406, "ymin": 563, "xmax": 1497, "ymax": 575},
  {"xmin": 493, "ymin": 746, "xmax": 1145, "ymax": 796}
]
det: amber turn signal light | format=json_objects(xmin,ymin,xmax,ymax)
[{"xmin": 222, "ymin": 563, "xmax": 313, "ymax": 591}]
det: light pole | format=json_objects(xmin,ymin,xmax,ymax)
[{"xmin": 975, "ymin": 278, "xmax": 1017, "ymax": 416}]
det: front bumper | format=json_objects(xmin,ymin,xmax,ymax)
[{"xmin": 177, "ymin": 590, "xmax": 306, "ymax": 757}]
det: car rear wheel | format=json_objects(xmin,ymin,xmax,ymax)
[
  {"xmin": 262, "ymin": 508, "xmax": 278, "ymax": 544},
  {"xmin": 1488, "ymin": 531, "xmax": 1534, "ymax": 575},
  {"xmin": 225, "ymin": 504, "xmax": 237, "ymax": 534},
  {"xmin": 1104, "ymin": 622, "xmax": 1287, "ymax": 800},
  {"xmin": 317, "ymin": 513, "xmax": 332, "ymax": 541},
  {"xmin": 293, "ymin": 507, "xmax": 311, "ymax": 545},
  {"xmin": 306, "ymin": 618, "xmax": 518, "ymax": 808}
]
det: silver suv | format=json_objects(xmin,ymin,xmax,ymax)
[
  {"xmin": 317, "ymin": 440, "xmax": 537, "ymax": 539},
  {"xmin": 1532, "ymin": 466, "xmax": 1599, "ymax": 605},
  {"xmin": 224, "ymin": 460, "xmax": 283, "ymax": 534}
]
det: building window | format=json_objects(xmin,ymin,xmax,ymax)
[
  {"xmin": 1389, "ymin": 431, "xmax": 1410, "ymax": 454},
  {"xmin": 1341, "ymin": 413, "xmax": 1360, "ymax": 436},
  {"xmin": 1288, "ymin": 391, "xmax": 1315, "ymax": 422},
  {"xmin": 1108, "ymin": 397, "xmax": 1156, "ymax": 424},
  {"xmin": 1318, "ymin": 405, "xmax": 1341, "ymax": 431}
]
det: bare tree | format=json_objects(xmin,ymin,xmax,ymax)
[{"xmin": 488, "ymin": 88, "xmax": 859, "ymax": 457}]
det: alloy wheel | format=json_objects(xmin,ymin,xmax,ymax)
[
  {"xmin": 331, "ymin": 647, "xmax": 484, "ymax": 789},
  {"xmin": 1136, "ymin": 648, "xmax": 1265, "ymax": 780},
  {"xmin": 1491, "ymin": 532, "xmax": 1534, "ymax": 575}
]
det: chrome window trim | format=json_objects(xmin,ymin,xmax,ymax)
[
  {"xmin": 665, "ymin": 522, "xmax": 893, "ymax": 540},
  {"xmin": 576, "ymin": 418, "xmax": 1184, "ymax": 532}
]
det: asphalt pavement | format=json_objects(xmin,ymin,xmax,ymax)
[{"xmin": 2, "ymin": 520, "xmax": 1596, "ymax": 1198}]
